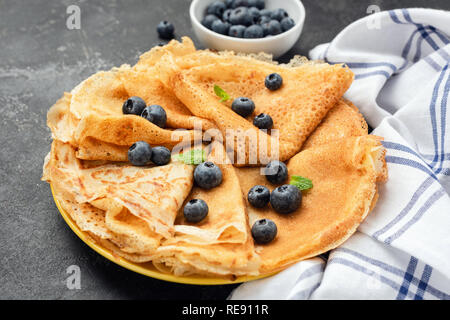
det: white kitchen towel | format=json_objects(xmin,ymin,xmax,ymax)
[{"xmin": 230, "ymin": 8, "xmax": 450, "ymax": 300}]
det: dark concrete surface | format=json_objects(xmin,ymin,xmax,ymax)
[{"xmin": 0, "ymin": 0, "xmax": 448, "ymax": 300}]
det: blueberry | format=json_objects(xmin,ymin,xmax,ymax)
[
  {"xmin": 247, "ymin": 0, "xmax": 257, "ymax": 7},
  {"xmin": 244, "ymin": 24, "xmax": 264, "ymax": 38},
  {"xmin": 280, "ymin": 17, "xmax": 295, "ymax": 31},
  {"xmin": 211, "ymin": 19, "xmax": 231, "ymax": 35},
  {"xmin": 251, "ymin": 219, "xmax": 277, "ymax": 244},
  {"xmin": 151, "ymin": 146, "xmax": 171, "ymax": 166},
  {"xmin": 225, "ymin": 0, "xmax": 234, "ymax": 8},
  {"xmin": 206, "ymin": 1, "xmax": 227, "ymax": 17},
  {"xmin": 128, "ymin": 141, "xmax": 152, "ymax": 166},
  {"xmin": 259, "ymin": 9, "xmax": 271, "ymax": 17},
  {"xmin": 231, "ymin": 97, "xmax": 255, "ymax": 117},
  {"xmin": 122, "ymin": 96, "xmax": 146, "ymax": 115},
  {"xmin": 231, "ymin": 0, "xmax": 248, "ymax": 8},
  {"xmin": 270, "ymin": 184, "xmax": 301, "ymax": 214},
  {"xmin": 253, "ymin": 113, "xmax": 273, "ymax": 130},
  {"xmin": 248, "ymin": 185, "xmax": 270, "ymax": 208},
  {"xmin": 264, "ymin": 160, "xmax": 288, "ymax": 184},
  {"xmin": 229, "ymin": 7, "xmax": 253, "ymax": 26},
  {"xmin": 194, "ymin": 161, "xmax": 223, "ymax": 189},
  {"xmin": 141, "ymin": 105, "xmax": 167, "ymax": 128},
  {"xmin": 202, "ymin": 14, "xmax": 220, "ymax": 29},
  {"xmin": 270, "ymin": 8, "xmax": 288, "ymax": 21},
  {"xmin": 269, "ymin": 19, "xmax": 282, "ymax": 35},
  {"xmin": 228, "ymin": 25, "xmax": 246, "ymax": 38},
  {"xmin": 157, "ymin": 21, "xmax": 174, "ymax": 39},
  {"xmin": 183, "ymin": 199, "xmax": 209, "ymax": 223},
  {"xmin": 254, "ymin": 0, "xmax": 265, "ymax": 9},
  {"xmin": 265, "ymin": 73, "xmax": 283, "ymax": 90},
  {"xmin": 248, "ymin": 7, "xmax": 260, "ymax": 23},
  {"xmin": 257, "ymin": 15, "xmax": 270, "ymax": 25},
  {"xmin": 222, "ymin": 9, "xmax": 232, "ymax": 22}
]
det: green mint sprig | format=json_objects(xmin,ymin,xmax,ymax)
[
  {"xmin": 290, "ymin": 175, "xmax": 313, "ymax": 191},
  {"xmin": 214, "ymin": 84, "xmax": 230, "ymax": 102},
  {"xmin": 172, "ymin": 149, "xmax": 206, "ymax": 165}
]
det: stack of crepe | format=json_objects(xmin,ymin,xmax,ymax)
[{"xmin": 42, "ymin": 37, "xmax": 387, "ymax": 278}]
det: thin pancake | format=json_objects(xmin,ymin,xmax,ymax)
[
  {"xmin": 169, "ymin": 142, "xmax": 248, "ymax": 245},
  {"xmin": 236, "ymin": 136, "xmax": 386, "ymax": 274},
  {"xmin": 302, "ymin": 99, "xmax": 368, "ymax": 150},
  {"xmin": 43, "ymin": 140, "xmax": 194, "ymax": 239},
  {"xmin": 157, "ymin": 41, "xmax": 354, "ymax": 165}
]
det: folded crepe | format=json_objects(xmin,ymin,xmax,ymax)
[
  {"xmin": 236, "ymin": 135, "xmax": 387, "ymax": 274},
  {"xmin": 43, "ymin": 140, "xmax": 194, "ymax": 240},
  {"xmin": 151, "ymin": 142, "xmax": 260, "ymax": 277},
  {"xmin": 47, "ymin": 40, "xmax": 216, "ymax": 161},
  {"xmin": 169, "ymin": 142, "xmax": 249, "ymax": 244},
  {"xmin": 302, "ymin": 99, "xmax": 368, "ymax": 150},
  {"xmin": 51, "ymin": 184, "xmax": 155, "ymax": 262},
  {"xmin": 156, "ymin": 38, "xmax": 354, "ymax": 165}
]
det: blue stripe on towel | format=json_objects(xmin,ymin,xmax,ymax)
[
  {"xmin": 372, "ymin": 176, "xmax": 435, "ymax": 239},
  {"xmin": 396, "ymin": 257, "xmax": 418, "ymax": 299},
  {"xmin": 385, "ymin": 189, "xmax": 446, "ymax": 244},
  {"xmin": 334, "ymin": 248, "xmax": 450, "ymax": 299},
  {"xmin": 414, "ymin": 265, "xmax": 433, "ymax": 300}
]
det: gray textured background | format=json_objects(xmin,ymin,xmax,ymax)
[{"xmin": 1, "ymin": 0, "xmax": 448, "ymax": 300}]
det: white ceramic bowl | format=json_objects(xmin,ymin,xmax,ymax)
[{"xmin": 190, "ymin": 0, "xmax": 305, "ymax": 58}]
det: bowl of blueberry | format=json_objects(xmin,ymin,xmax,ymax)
[{"xmin": 190, "ymin": 0, "xmax": 305, "ymax": 58}]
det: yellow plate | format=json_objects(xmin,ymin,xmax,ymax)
[{"xmin": 51, "ymin": 184, "xmax": 277, "ymax": 285}]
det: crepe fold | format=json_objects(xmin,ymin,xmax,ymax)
[
  {"xmin": 43, "ymin": 140, "xmax": 194, "ymax": 240},
  {"xmin": 156, "ymin": 38, "xmax": 354, "ymax": 165},
  {"xmin": 236, "ymin": 135, "xmax": 387, "ymax": 274},
  {"xmin": 47, "ymin": 39, "xmax": 215, "ymax": 161}
]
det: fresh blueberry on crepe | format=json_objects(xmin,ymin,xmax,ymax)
[
  {"xmin": 231, "ymin": 97, "xmax": 255, "ymax": 117},
  {"xmin": 128, "ymin": 141, "xmax": 152, "ymax": 166},
  {"xmin": 248, "ymin": 185, "xmax": 270, "ymax": 208},
  {"xmin": 244, "ymin": 24, "xmax": 264, "ymax": 38},
  {"xmin": 141, "ymin": 105, "xmax": 167, "ymax": 128},
  {"xmin": 270, "ymin": 184, "xmax": 301, "ymax": 214},
  {"xmin": 151, "ymin": 146, "xmax": 171, "ymax": 166},
  {"xmin": 265, "ymin": 73, "xmax": 283, "ymax": 90},
  {"xmin": 251, "ymin": 219, "xmax": 277, "ymax": 244},
  {"xmin": 156, "ymin": 21, "xmax": 174, "ymax": 39},
  {"xmin": 211, "ymin": 20, "xmax": 231, "ymax": 35},
  {"xmin": 264, "ymin": 160, "xmax": 288, "ymax": 184},
  {"xmin": 194, "ymin": 161, "xmax": 223, "ymax": 189},
  {"xmin": 202, "ymin": 14, "xmax": 220, "ymax": 29},
  {"xmin": 122, "ymin": 96, "xmax": 146, "ymax": 115},
  {"xmin": 207, "ymin": 0, "xmax": 227, "ymax": 17},
  {"xmin": 280, "ymin": 17, "xmax": 295, "ymax": 31},
  {"xmin": 253, "ymin": 113, "xmax": 273, "ymax": 130},
  {"xmin": 270, "ymin": 8, "xmax": 288, "ymax": 21},
  {"xmin": 183, "ymin": 199, "xmax": 209, "ymax": 223},
  {"xmin": 229, "ymin": 25, "xmax": 246, "ymax": 38}
]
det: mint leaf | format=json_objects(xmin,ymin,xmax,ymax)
[
  {"xmin": 173, "ymin": 149, "xmax": 206, "ymax": 165},
  {"xmin": 214, "ymin": 84, "xmax": 230, "ymax": 102},
  {"xmin": 290, "ymin": 175, "xmax": 313, "ymax": 191}
]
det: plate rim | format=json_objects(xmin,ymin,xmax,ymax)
[{"xmin": 50, "ymin": 183, "xmax": 277, "ymax": 285}]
